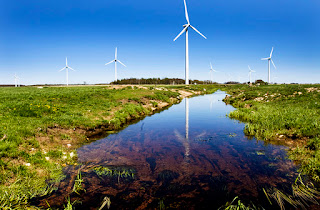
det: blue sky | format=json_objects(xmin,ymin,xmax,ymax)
[{"xmin": 0, "ymin": 0, "xmax": 319, "ymax": 85}]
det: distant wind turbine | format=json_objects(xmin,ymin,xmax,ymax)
[
  {"xmin": 209, "ymin": 62, "xmax": 218, "ymax": 83},
  {"xmin": 14, "ymin": 73, "xmax": 20, "ymax": 87},
  {"xmin": 248, "ymin": 65, "xmax": 255, "ymax": 84},
  {"xmin": 173, "ymin": 0, "xmax": 207, "ymax": 85},
  {"xmin": 59, "ymin": 57, "xmax": 75, "ymax": 86},
  {"xmin": 261, "ymin": 47, "xmax": 276, "ymax": 84},
  {"xmin": 105, "ymin": 47, "xmax": 126, "ymax": 82}
]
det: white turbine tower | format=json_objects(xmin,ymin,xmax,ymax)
[
  {"xmin": 59, "ymin": 57, "xmax": 75, "ymax": 86},
  {"xmin": 248, "ymin": 65, "xmax": 255, "ymax": 84},
  {"xmin": 14, "ymin": 73, "xmax": 20, "ymax": 87},
  {"xmin": 174, "ymin": 0, "xmax": 207, "ymax": 85},
  {"xmin": 105, "ymin": 47, "xmax": 126, "ymax": 82},
  {"xmin": 209, "ymin": 62, "xmax": 218, "ymax": 83},
  {"xmin": 261, "ymin": 47, "xmax": 276, "ymax": 84}
]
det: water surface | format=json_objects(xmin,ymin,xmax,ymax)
[{"xmin": 41, "ymin": 91, "xmax": 298, "ymax": 209}]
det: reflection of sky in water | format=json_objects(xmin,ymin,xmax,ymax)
[{"xmin": 75, "ymin": 91, "xmax": 298, "ymax": 208}]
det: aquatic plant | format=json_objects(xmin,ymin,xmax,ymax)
[
  {"xmin": 219, "ymin": 196, "xmax": 258, "ymax": 210},
  {"xmin": 64, "ymin": 197, "xmax": 81, "ymax": 210},
  {"xmin": 157, "ymin": 170, "xmax": 179, "ymax": 184},
  {"xmin": 264, "ymin": 174, "xmax": 320, "ymax": 210},
  {"xmin": 93, "ymin": 166, "xmax": 135, "ymax": 183},
  {"xmin": 158, "ymin": 199, "xmax": 165, "ymax": 210},
  {"xmin": 99, "ymin": 196, "xmax": 111, "ymax": 210},
  {"xmin": 72, "ymin": 170, "xmax": 85, "ymax": 195}
]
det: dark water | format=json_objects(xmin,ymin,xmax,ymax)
[{"xmin": 39, "ymin": 91, "xmax": 298, "ymax": 209}]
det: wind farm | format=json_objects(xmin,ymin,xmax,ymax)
[{"xmin": 0, "ymin": 0, "xmax": 319, "ymax": 209}]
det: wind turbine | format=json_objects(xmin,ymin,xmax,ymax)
[
  {"xmin": 173, "ymin": 0, "xmax": 207, "ymax": 85},
  {"xmin": 59, "ymin": 57, "xmax": 75, "ymax": 86},
  {"xmin": 261, "ymin": 47, "xmax": 276, "ymax": 84},
  {"xmin": 248, "ymin": 65, "xmax": 255, "ymax": 84},
  {"xmin": 105, "ymin": 47, "xmax": 126, "ymax": 82},
  {"xmin": 14, "ymin": 73, "xmax": 20, "ymax": 87},
  {"xmin": 209, "ymin": 62, "xmax": 218, "ymax": 83}
]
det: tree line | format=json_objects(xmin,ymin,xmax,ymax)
[{"xmin": 111, "ymin": 78, "xmax": 217, "ymax": 85}]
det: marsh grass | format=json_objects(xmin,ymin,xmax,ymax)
[
  {"xmin": 263, "ymin": 174, "xmax": 320, "ymax": 210},
  {"xmin": 93, "ymin": 166, "xmax": 135, "ymax": 184},
  {"xmin": 223, "ymin": 84, "xmax": 320, "ymax": 180},
  {"xmin": 219, "ymin": 196, "xmax": 258, "ymax": 210},
  {"xmin": 64, "ymin": 196, "xmax": 81, "ymax": 210},
  {"xmin": 72, "ymin": 170, "xmax": 85, "ymax": 195}
]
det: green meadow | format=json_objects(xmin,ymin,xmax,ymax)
[{"xmin": 223, "ymin": 84, "xmax": 320, "ymax": 181}]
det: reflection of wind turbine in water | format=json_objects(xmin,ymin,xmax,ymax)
[
  {"xmin": 185, "ymin": 97, "xmax": 189, "ymax": 141},
  {"xmin": 175, "ymin": 97, "xmax": 206, "ymax": 160},
  {"xmin": 174, "ymin": 98, "xmax": 190, "ymax": 160}
]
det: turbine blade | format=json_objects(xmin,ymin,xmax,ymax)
[
  {"xmin": 183, "ymin": 0, "xmax": 190, "ymax": 24},
  {"xmin": 59, "ymin": 67, "xmax": 66, "ymax": 72},
  {"xmin": 69, "ymin": 67, "xmax": 75, "ymax": 71},
  {"xmin": 173, "ymin": 27, "xmax": 187, "ymax": 41},
  {"xmin": 105, "ymin": 60, "xmax": 115, "ymax": 65},
  {"xmin": 115, "ymin": 47, "xmax": 117, "ymax": 60},
  {"xmin": 190, "ymin": 25, "xmax": 207, "ymax": 39},
  {"xmin": 210, "ymin": 62, "xmax": 213, "ymax": 70},
  {"xmin": 270, "ymin": 47, "xmax": 274, "ymax": 58},
  {"xmin": 271, "ymin": 59, "xmax": 276, "ymax": 69},
  {"xmin": 248, "ymin": 65, "xmax": 251, "ymax": 70},
  {"xmin": 261, "ymin": 58, "xmax": 268, "ymax": 60},
  {"xmin": 117, "ymin": 60, "xmax": 126, "ymax": 67}
]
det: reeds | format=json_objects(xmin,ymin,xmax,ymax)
[
  {"xmin": 72, "ymin": 170, "xmax": 85, "ymax": 195},
  {"xmin": 264, "ymin": 174, "xmax": 320, "ymax": 210}
]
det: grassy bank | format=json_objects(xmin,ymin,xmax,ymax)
[
  {"xmin": 223, "ymin": 84, "xmax": 320, "ymax": 181},
  {"xmin": 0, "ymin": 84, "xmax": 219, "ymax": 208}
]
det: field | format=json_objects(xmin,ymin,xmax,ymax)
[
  {"xmin": 223, "ymin": 84, "xmax": 320, "ymax": 181},
  {"xmin": 2, "ymin": 83, "xmax": 320, "ymax": 208},
  {"xmin": 0, "ymin": 84, "xmax": 220, "ymax": 208}
]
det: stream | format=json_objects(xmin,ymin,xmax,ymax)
[{"xmin": 38, "ymin": 91, "xmax": 298, "ymax": 209}]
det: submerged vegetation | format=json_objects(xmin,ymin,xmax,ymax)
[
  {"xmin": 263, "ymin": 174, "xmax": 320, "ymax": 210},
  {"xmin": 223, "ymin": 84, "xmax": 320, "ymax": 181},
  {"xmin": 0, "ymin": 84, "xmax": 219, "ymax": 208},
  {"xmin": 219, "ymin": 196, "xmax": 258, "ymax": 210}
]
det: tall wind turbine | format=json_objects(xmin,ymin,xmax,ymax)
[
  {"xmin": 209, "ymin": 62, "xmax": 218, "ymax": 83},
  {"xmin": 174, "ymin": 0, "xmax": 207, "ymax": 85},
  {"xmin": 261, "ymin": 47, "xmax": 276, "ymax": 84},
  {"xmin": 59, "ymin": 57, "xmax": 75, "ymax": 86},
  {"xmin": 105, "ymin": 47, "xmax": 126, "ymax": 82},
  {"xmin": 248, "ymin": 65, "xmax": 255, "ymax": 84}
]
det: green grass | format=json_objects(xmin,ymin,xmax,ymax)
[
  {"xmin": 222, "ymin": 84, "xmax": 320, "ymax": 181},
  {"xmin": 0, "ymin": 84, "xmax": 219, "ymax": 208}
]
